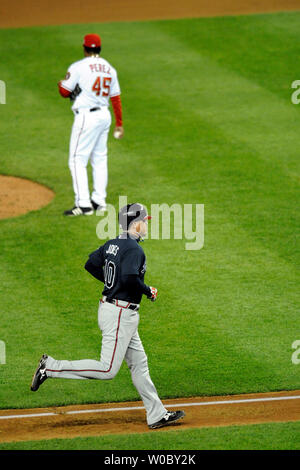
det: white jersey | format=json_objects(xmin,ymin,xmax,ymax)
[{"xmin": 60, "ymin": 56, "xmax": 121, "ymax": 111}]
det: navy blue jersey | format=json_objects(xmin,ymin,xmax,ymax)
[{"xmin": 86, "ymin": 233, "xmax": 150, "ymax": 304}]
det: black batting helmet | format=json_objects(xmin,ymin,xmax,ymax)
[{"xmin": 118, "ymin": 203, "xmax": 151, "ymax": 230}]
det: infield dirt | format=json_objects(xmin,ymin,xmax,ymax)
[
  {"xmin": 0, "ymin": 176, "xmax": 54, "ymax": 220},
  {"xmin": 1, "ymin": 390, "xmax": 300, "ymax": 443}
]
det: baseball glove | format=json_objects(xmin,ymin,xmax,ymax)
[{"xmin": 70, "ymin": 84, "xmax": 82, "ymax": 102}]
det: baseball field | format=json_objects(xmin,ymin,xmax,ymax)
[{"xmin": 0, "ymin": 0, "xmax": 300, "ymax": 452}]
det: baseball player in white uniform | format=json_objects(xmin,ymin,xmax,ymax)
[
  {"xmin": 30, "ymin": 203, "xmax": 185, "ymax": 429},
  {"xmin": 58, "ymin": 34, "xmax": 124, "ymax": 216}
]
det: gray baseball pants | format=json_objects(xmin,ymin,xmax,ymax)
[{"xmin": 45, "ymin": 300, "xmax": 167, "ymax": 426}]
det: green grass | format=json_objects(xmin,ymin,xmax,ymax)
[
  {"xmin": 1, "ymin": 421, "xmax": 300, "ymax": 450},
  {"xmin": 0, "ymin": 11, "xmax": 300, "ymax": 449}
]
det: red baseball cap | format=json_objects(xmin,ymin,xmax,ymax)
[{"xmin": 83, "ymin": 34, "xmax": 101, "ymax": 48}]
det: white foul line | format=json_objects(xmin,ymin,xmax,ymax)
[{"xmin": 1, "ymin": 395, "xmax": 300, "ymax": 421}]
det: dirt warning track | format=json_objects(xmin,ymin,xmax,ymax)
[
  {"xmin": 0, "ymin": 0, "xmax": 300, "ymax": 28},
  {"xmin": 1, "ymin": 390, "xmax": 300, "ymax": 443}
]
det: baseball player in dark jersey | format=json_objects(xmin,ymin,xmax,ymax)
[{"xmin": 31, "ymin": 203, "xmax": 185, "ymax": 429}]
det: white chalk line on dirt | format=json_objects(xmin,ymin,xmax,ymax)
[{"xmin": 1, "ymin": 395, "xmax": 300, "ymax": 421}]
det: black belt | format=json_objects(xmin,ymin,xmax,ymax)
[
  {"xmin": 104, "ymin": 297, "xmax": 139, "ymax": 311},
  {"xmin": 75, "ymin": 107, "xmax": 101, "ymax": 114}
]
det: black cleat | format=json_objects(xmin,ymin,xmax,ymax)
[
  {"xmin": 31, "ymin": 354, "xmax": 48, "ymax": 391},
  {"xmin": 63, "ymin": 206, "xmax": 93, "ymax": 216},
  {"xmin": 149, "ymin": 410, "xmax": 185, "ymax": 429},
  {"xmin": 91, "ymin": 200, "xmax": 99, "ymax": 210}
]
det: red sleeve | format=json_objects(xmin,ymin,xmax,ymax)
[
  {"xmin": 58, "ymin": 81, "xmax": 71, "ymax": 98},
  {"xmin": 110, "ymin": 95, "xmax": 123, "ymax": 127}
]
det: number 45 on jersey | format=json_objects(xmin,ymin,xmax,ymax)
[{"xmin": 92, "ymin": 76, "xmax": 112, "ymax": 97}]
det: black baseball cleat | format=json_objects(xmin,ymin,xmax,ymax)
[
  {"xmin": 91, "ymin": 200, "xmax": 107, "ymax": 212},
  {"xmin": 31, "ymin": 354, "xmax": 48, "ymax": 391},
  {"xmin": 63, "ymin": 206, "xmax": 94, "ymax": 216},
  {"xmin": 148, "ymin": 410, "xmax": 185, "ymax": 429}
]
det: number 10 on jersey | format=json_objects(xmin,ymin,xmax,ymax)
[
  {"xmin": 92, "ymin": 76, "xmax": 112, "ymax": 96},
  {"xmin": 104, "ymin": 259, "xmax": 116, "ymax": 289}
]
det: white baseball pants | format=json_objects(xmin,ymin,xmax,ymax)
[
  {"xmin": 45, "ymin": 301, "xmax": 167, "ymax": 426},
  {"xmin": 68, "ymin": 107, "xmax": 111, "ymax": 208}
]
